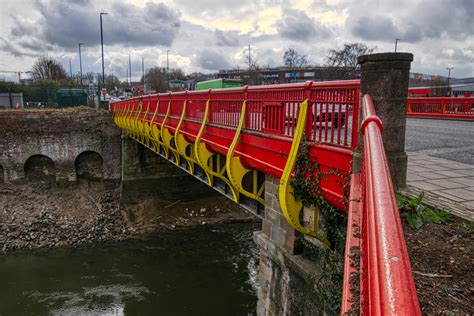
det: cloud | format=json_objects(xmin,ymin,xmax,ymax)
[
  {"xmin": 197, "ymin": 49, "xmax": 231, "ymax": 71},
  {"xmin": 215, "ymin": 29, "xmax": 240, "ymax": 46},
  {"xmin": 348, "ymin": 0, "xmax": 473, "ymax": 43},
  {"xmin": 276, "ymin": 8, "xmax": 331, "ymax": 41},
  {"xmin": 8, "ymin": 0, "xmax": 181, "ymax": 53}
]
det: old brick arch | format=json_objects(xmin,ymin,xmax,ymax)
[
  {"xmin": 75, "ymin": 151, "xmax": 104, "ymax": 181},
  {"xmin": 24, "ymin": 155, "xmax": 56, "ymax": 183}
]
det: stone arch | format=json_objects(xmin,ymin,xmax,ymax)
[
  {"xmin": 75, "ymin": 151, "xmax": 104, "ymax": 181},
  {"xmin": 24, "ymin": 155, "xmax": 56, "ymax": 183}
]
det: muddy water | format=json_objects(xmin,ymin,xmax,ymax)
[{"xmin": 0, "ymin": 223, "xmax": 260, "ymax": 315}]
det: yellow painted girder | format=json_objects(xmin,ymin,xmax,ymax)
[
  {"xmin": 225, "ymin": 100, "xmax": 265, "ymax": 206},
  {"xmin": 278, "ymin": 99, "xmax": 330, "ymax": 248},
  {"xmin": 194, "ymin": 100, "xmax": 239, "ymax": 202}
]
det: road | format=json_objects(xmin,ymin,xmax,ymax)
[{"xmin": 405, "ymin": 118, "xmax": 474, "ymax": 165}]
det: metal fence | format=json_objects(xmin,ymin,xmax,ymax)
[{"xmin": 407, "ymin": 97, "xmax": 474, "ymax": 119}]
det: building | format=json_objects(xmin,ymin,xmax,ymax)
[{"xmin": 217, "ymin": 66, "xmax": 358, "ymax": 86}]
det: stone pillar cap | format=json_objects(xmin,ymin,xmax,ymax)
[{"xmin": 358, "ymin": 52, "xmax": 414, "ymax": 64}]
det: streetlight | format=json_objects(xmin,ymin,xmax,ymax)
[
  {"xmin": 395, "ymin": 38, "xmax": 400, "ymax": 52},
  {"xmin": 100, "ymin": 12, "xmax": 108, "ymax": 108},
  {"xmin": 78, "ymin": 43, "xmax": 84, "ymax": 88},
  {"xmin": 128, "ymin": 54, "xmax": 132, "ymax": 85},
  {"xmin": 446, "ymin": 67, "xmax": 454, "ymax": 97},
  {"xmin": 142, "ymin": 57, "xmax": 145, "ymax": 95},
  {"xmin": 166, "ymin": 50, "xmax": 170, "ymax": 90}
]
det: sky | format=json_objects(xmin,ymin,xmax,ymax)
[{"xmin": 0, "ymin": 0, "xmax": 473, "ymax": 82}]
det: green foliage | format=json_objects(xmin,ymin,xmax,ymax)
[
  {"xmin": 291, "ymin": 137, "xmax": 350, "ymax": 315},
  {"xmin": 397, "ymin": 193, "xmax": 453, "ymax": 229}
]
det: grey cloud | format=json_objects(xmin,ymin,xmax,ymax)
[
  {"xmin": 413, "ymin": 0, "xmax": 473, "ymax": 40},
  {"xmin": 215, "ymin": 30, "xmax": 239, "ymax": 46},
  {"xmin": 197, "ymin": 50, "xmax": 230, "ymax": 71},
  {"xmin": 349, "ymin": 0, "xmax": 473, "ymax": 43},
  {"xmin": 276, "ymin": 9, "xmax": 330, "ymax": 41},
  {"xmin": 350, "ymin": 15, "xmax": 399, "ymax": 41},
  {"xmin": 8, "ymin": 0, "xmax": 181, "ymax": 53},
  {"xmin": 0, "ymin": 38, "xmax": 38, "ymax": 58}
]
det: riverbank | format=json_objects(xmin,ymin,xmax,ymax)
[{"xmin": 0, "ymin": 181, "xmax": 258, "ymax": 254}]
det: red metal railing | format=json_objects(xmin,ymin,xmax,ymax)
[
  {"xmin": 407, "ymin": 97, "xmax": 474, "ymax": 120},
  {"xmin": 111, "ymin": 81, "xmax": 360, "ymax": 210},
  {"xmin": 342, "ymin": 95, "xmax": 420, "ymax": 315}
]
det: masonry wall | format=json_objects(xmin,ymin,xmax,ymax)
[
  {"xmin": 120, "ymin": 136, "xmax": 218, "ymax": 204},
  {"xmin": 255, "ymin": 175, "xmax": 328, "ymax": 316},
  {"xmin": 0, "ymin": 109, "xmax": 121, "ymax": 184}
]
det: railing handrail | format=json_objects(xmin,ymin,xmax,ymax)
[
  {"xmin": 112, "ymin": 80, "xmax": 361, "ymax": 101},
  {"xmin": 407, "ymin": 96, "xmax": 474, "ymax": 102},
  {"xmin": 360, "ymin": 94, "xmax": 420, "ymax": 315}
]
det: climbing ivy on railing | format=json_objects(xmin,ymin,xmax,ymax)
[{"xmin": 291, "ymin": 136, "xmax": 350, "ymax": 314}]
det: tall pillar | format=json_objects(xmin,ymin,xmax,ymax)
[{"xmin": 358, "ymin": 53, "xmax": 413, "ymax": 188}]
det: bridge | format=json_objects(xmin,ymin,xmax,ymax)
[{"xmin": 111, "ymin": 53, "xmax": 421, "ymax": 315}]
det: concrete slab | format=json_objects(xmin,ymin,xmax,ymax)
[
  {"xmin": 440, "ymin": 188, "xmax": 473, "ymax": 199},
  {"xmin": 429, "ymin": 190, "xmax": 466, "ymax": 202},
  {"xmin": 451, "ymin": 177, "xmax": 474, "ymax": 187},
  {"xmin": 433, "ymin": 170, "xmax": 467, "ymax": 178},
  {"xmin": 408, "ymin": 181, "xmax": 445, "ymax": 191},
  {"xmin": 427, "ymin": 179, "xmax": 466, "ymax": 189},
  {"xmin": 414, "ymin": 171, "xmax": 448, "ymax": 180}
]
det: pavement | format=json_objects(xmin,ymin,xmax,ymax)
[
  {"xmin": 403, "ymin": 153, "xmax": 474, "ymax": 221},
  {"xmin": 402, "ymin": 118, "xmax": 474, "ymax": 221}
]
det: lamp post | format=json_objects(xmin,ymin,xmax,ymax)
[
  {"xmin": 166, "ymin": 50, "xmax": 170, "ymax": 90},
  {"xmin": 128, "ymin": 54, "xmax": 132, "ymax": 86},
  {"xmin": 99, "ymin": 12, "xmax": 108, "ymax": 108},
  {"xmin": 142, "ymin": 57, "xmax": 145, "ymax": 94},
  {"xmin": 78, "ymin": 43, "xmax": 84, "ymax": 88},
  {"xmin": 446, "ymin": 67, "xmax": 454, "ymax": 97},
  {"xmin": 395, "ymin": 38, "xmax": 400, "ymax": 52}
]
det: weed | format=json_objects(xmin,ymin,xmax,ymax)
[{"xmin": 397, "ymin": 193, "xmax": 453, "ymax": 229}]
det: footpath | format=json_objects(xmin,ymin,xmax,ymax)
[{"xmin": 402, "ymin": 153, "xmax": 474, "ymax": 221}]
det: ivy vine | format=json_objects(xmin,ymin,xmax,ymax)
[{"xmin": 291, "ymin": 135, "xmax": 350, "ymax": 315}]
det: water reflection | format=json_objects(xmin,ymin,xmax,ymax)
[{"xmin": 0, "ymin": 223, "xmax": 260, "ymax": 315}]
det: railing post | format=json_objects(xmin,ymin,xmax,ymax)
[{"xmin": 357, "ymin": 52, "xmax": 413, "ymax": 188}]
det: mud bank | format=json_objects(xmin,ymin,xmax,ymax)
[{"xmin": 0, "ymin": 181, "xmax": 258, "ymax": 254}]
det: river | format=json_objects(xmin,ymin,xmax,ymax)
[{"xmin": 0, "ymin": 222, "xmax": 260, "ymax": 315}]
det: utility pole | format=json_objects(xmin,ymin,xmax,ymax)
[
  {"xmin": 100, "ymin": 12, "xmax": 108, "ymax": 108},
  {"xmin": 446, "ymin": 67, "xmax": 454, "ymax": 97},
  {"xmin": 78, "ymin": 43, "xmax": 84, "ymax": 88},
  {"xmin": 69, "ymin": 58, "xmax": 72, "ymax": 77},
  {"xmin": 126, "ymin": 68, "xmax": 128, "ymax": 85},
  {"xmin": 128, "ymin": 54, "xmax": 132, "ymax": 85},
  {"xmin": 395, "ymin": 38, "xmax": 400, "ymax": 52},
  {"xmin": 248, "ymin": 45, "xmax": 251, "ymax": 69},
  {"xmin": 166, "ymin": 50, "xmax": 170, "ymax": 90}
]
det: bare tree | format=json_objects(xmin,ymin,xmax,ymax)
[
  {"xmin": 143, "ymin": 67, "xmax": 168, "ymax": 92},
  {"xmin": 31, "ymin": 55, "xmax": 68, "ymax": 81},
  {"xmin": 283, "ymin": 48, "xmax": 308, "ymax": 68},
  {"xmin": 325, "ymin": 43, "xmax": 376, "ymax": 78}
]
